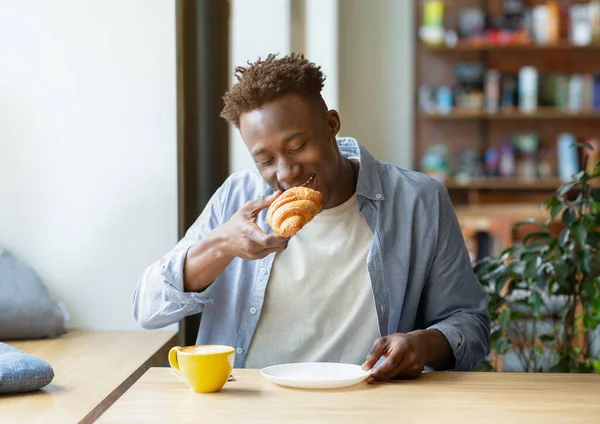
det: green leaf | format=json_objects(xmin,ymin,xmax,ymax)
[
  {"xmin": 587, "ymin": 231, "xmax": 600, "ymax": 249},
  {"xmin": 548, "ymin": 280, "xmax": 561, "ymax": 295},
  {"xmin": 498, "ymin": 308, "xmax": 510, "ymax": 330},
  {"xmin": 550, "ymin": 360, "xmax": 570, "ymax": 373},
  {"xmin": 535, "ymin": 270, "xmax": 548, "ymax": 290},
  {"xmin": 534, "ymin": 345, "xmax": 544, "ymax": 355},
  {"xmin": 572, "ymin": 221, "xmax": 587, "ymax": 245},
  {"xmin": 540, "ymin": 334, "xmax": 555, "ymax": 345},
  {"xmin": 525, "ymin": 258, "xmax": 540, "ymax": 279},
  {"xmin": 514, "ymin": 218, "xmax": 539, "ymax": 229},
  {"xmin": 591, "ymin": 188, "xmax": 600, "ymax": 203},
  {"xmin": 494, "ymin": 338, "xmax": 510, "ymax": 355},
  {"xmin": 511, "ymin": 310, "xmax": 526, "ymax": 320},
  {"xmin": 574, "ymin": 141, "xmax": 594, "ymax": 150},
  {"xmin": 522, "ymin": 243, "xmax": 548, "ymax": 255},
  {"xmin": 572, "ymin": 170, "xmax": 591, "ymax": 183},
  {"xmin": 558, "ymin": 182, "xmax": 576, "ymax": 196},
  {"xmin": 551, "ymin": 202, "xmax": 564, "ymax": 221},
  {"xmin": 583, "ymin": 281, "xmax": 596, "ymax": 298},
  {"xmin": 594, "ymin": 361, "xmax": 600, "ymax": 374},
  {"xmin": 559, "ymin": 303, "xmax": 571, "ymax": 320},
  {"xmin": 583, "ymin": 313, "xmax": 598, "ymax": 330},
  {"xmin": 562, "ymin": 207, "xmax": 576, "ymax": 226},
  {"xmin": 559, "ymin": 228, "xmax": 571, "ymax": 247},
  {"xmin": 530, "ymin": 291, "xmax": 544, "ymax": 319},
  {"xmin": 580, "ymin": 247, "xmax": 592, "ymax": 274},
  {"xmin": 554, "ymin": 262, "xmax": 569, "ymax": 280},
  {"xmin": 523, "ymin": 231, "xmax": 553, "ymax": 245},
  {"xmin": 474, "ymin": 361, "xmax": 495, "ymax": 372}
]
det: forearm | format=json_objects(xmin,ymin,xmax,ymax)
[
  {"xmin": 410, "ymin": 329, "xmax": 455, "ymax": 370},
  {"xmin": 133, "ymin": 259, "xmax": 208, "ymax": 329},
  {"xmin": 427, "ymin": 311, "xmax": 491, "ymax": 371},
  {"xmin": 183, "ymin": 228, "xmax": 235, "ymax": 292}
]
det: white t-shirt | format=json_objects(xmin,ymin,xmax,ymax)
[{"xmin": 243, "ymin": 193, "xmax": 381, "ymax": 368}]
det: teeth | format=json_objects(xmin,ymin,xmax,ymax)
[{"xmin": 301, "ymin": 176, "xmax": 314, "ymax": 187}]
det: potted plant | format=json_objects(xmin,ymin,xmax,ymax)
[{"xmin": 475, "ymin": 153, "xmax": 600, "ymax": 373}]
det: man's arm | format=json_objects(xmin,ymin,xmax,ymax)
[
  {"xmin": 132, "ymin": 181, "xmax": 230, "ymax": 329},
  {"xmin": 363, "ymin": 183, "xmax": 489, "ymax": 381},
  {"xmin": 421, "ymin": 185, "xmax": 491, "ymax": 371},
  {"xmin": 132, "ymin": 184, "xmax": 289, "ymax": 330}
]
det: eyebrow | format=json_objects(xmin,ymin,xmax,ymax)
[{"xmin": 251, "ymin": 131, "xmax": 307, "ymax": 157}]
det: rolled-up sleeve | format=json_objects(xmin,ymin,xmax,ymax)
[
  {"xmin": 132, "ymin": 180, "xmax": 229, "ymax": 330},
  {"xmin": 423, "ymin": 186, "xmax": 491, "ymax": 371}
]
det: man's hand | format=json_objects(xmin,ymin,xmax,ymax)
[
  {"xmin": 183, "ymin": 191, "xmax": 289, "ymax": 292},
  {"xmin": 361, "ymin": 330, "xmax": 454, "ymax": 383},
  {"xmin": 361, "ymin": 333, "xmax": 424, "ymax": 382},
  {"xmin": 218, "ymin": 191, "xmax": 290, "ymax": 260}
]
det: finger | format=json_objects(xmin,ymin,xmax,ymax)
[
  {"xmin": 245, "ymin": 223, "xmax": 289, "ymax": 248},
  {"xmin": 257, "ymin": 244, "xmax": 289, "ymax": 257},
  {"xmin": 362, "ymin": 337, "xmax": 388, "ymax": 371},
  {"xmin": 240, "ymin": 242, "xmax": 289, "ymax": 260},
  {"xmin": 242, "ymin": 191, "xmax": 283, "ymax": 218},
  {"xmin": 370, "ymin": 352, "xmax": 408, "ymax": 382}
]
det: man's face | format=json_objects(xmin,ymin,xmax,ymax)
[{"xmin": 239, "ymin": 94, "xmax": 342, "ymax": 209}]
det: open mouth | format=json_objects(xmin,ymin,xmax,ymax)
[{"xmin": 296, "ymin": 175, "xmax": 315, "ymax": 189}]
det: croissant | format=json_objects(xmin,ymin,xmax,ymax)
[{"xmin": 266, "ymin": 187, "xmax": 323, "ymax": 237}]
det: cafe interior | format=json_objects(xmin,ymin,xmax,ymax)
[{"xmin": 2, "ymin": 0, "xmax": 600, "ymax": 422}]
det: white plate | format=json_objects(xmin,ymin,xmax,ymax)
[{"xmin": 260, "ymin": 362, "xmax": 371, "ymax": 389}]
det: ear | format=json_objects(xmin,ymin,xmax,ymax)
[{"xmin": 325, "ymin": 109, "xmax": 341, "ymax": 138}]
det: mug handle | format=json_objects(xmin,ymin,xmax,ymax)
[{"xmin": 168, "ymin": 346, "xmax": 182, "ymax": 374}]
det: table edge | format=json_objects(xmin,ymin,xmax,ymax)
[{"xmin": 81, "ymin": 332, "xmax": 177, "ymax": 424}]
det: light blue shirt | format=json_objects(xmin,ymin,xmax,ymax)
[{"xmin": 133, "ymin": 138, "xmax": 490, "ymax": 370}]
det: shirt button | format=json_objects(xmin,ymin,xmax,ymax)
[
  {"xmin": 236, "ymin": 347, "xmax": 244, "ymax": 354},
  {"xmin": 260, "ymin": 268, "xmax": 267, "ymax": 274},
  {"xmin": 250, "ymin": 307, "xmax": 257, "ymax": 315},
  {"xmin": 375, "ymin": 193, "xmax": 382, "ymax": 199}
]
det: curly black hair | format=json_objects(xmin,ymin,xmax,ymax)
[{"xmin": 220, "ymin": 53, "xmax": 327, "ymax": 128}]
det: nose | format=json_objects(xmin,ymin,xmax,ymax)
[{"xmin": 276, "ymin": 158, "xmax": 302, "ymax": 189}]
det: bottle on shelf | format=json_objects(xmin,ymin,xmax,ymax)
[
  {"xmin": 557, "ymin": 133, "xmax": 580, "ymax": 182},
  {"xmin": 519, "ymin": 66, "xmax": 539, "ymax": 113}
]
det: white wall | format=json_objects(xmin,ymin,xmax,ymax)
[
  {"xmin": 338, "ymin": 0, "xmax": 414, "ymax": 169},
  {"xmin": 305, "ymin": 0, "xmax": 339, "ymax": 110},
  {"xmin": 0, "ymin": 0, "xmax": 178, "ymax": 330},
  {"xmin": 229, "ymin": 0, "xmax": 292, "ymax": 173}
]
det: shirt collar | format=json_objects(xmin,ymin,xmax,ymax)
[{"xmin": 336, "ymin": 137, "xmax": 384, "ymax": 201}]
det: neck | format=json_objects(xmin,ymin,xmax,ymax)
[{"xmin": 326, "ymin": 157, "xmax": 357, "ymax": 209}]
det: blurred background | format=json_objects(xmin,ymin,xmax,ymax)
[
  {"xmin": 1, "ymin": 0, "xmax": 599, "ymax": 344},
  {"xmin": 0, "ymin": 0, "xmax": 413, "ymax": 335}
]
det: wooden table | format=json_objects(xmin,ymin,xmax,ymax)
[
  {"xmin": 1, "ymin": 330, "xmax": 177, "ymax": 424},
  {"xmin": 98, "ymin": 368, "xmax": 600, "ymax": 423}
]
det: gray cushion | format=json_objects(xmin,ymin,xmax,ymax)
[
  {"xmin": 0, "ymin": 248, "xmax": 67, "ymax": 340},
  {"xmin": 0, "ymin": 342, "xmax": 54, "ymax": 393}
]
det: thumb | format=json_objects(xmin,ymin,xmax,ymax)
[
  {"xmin": 362, "ymin": 337, "xmax": 388, "ymax": 371},
  {"xmin": 242, "ymin": 190, "xmax": 283, "ymax": 218},
  {"xmin": 261, "ymin": 190, "xmax": 283, "ymax": 207}
]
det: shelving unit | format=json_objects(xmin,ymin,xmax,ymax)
[
  {"xmin": 426, "ymin": 40, "xmax": 600, "ymax": 51},
  {"xmin": 421, "ymin": 107, "xmax": 600, "ymax": 120},
  {"xmin": 413, "ymin": 0, "xmax": 600, "ymax": 207}
]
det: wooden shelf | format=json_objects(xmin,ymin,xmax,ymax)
[
  {"xmin": 413, "ymin": 1, "xmax": 600, "ymax": 207},
  {"xmin": 425, "ymin": 41, "xmax": 600, "ymax": 52},
  {"xmin": 445, "ymin": 177, "xmax": 563, "ymax": 190},
  {"xmin": 421, "ymin": 108, "xmax": 600, "ymax": 120}
]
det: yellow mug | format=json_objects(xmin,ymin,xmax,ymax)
[{"xmin": 168, "ymin": 344, "xmax": 235, "ymax": 393}]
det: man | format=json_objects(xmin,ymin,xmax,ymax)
[{"xmin": 133, "ymin": 54, "xmax": 490, "ymax": 382}]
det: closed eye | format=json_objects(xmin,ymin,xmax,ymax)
[
  {"xmin": 289, "ymin": 139, "xmax": 309, "ymax": 153},
  {"xmin": 256, "ymin": 158, "xmax": 274, "ymax": 167}
]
